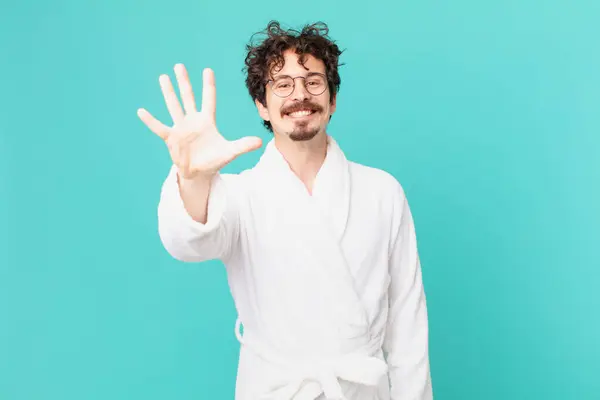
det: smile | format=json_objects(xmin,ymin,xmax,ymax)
[{"xmin": 285, "ymin": 109, "xmax": 317, "ymax": 118}]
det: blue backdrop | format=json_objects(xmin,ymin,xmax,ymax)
[{"xmin": 1, "ymin": 1, "xmax": 599, "ymax": 399}]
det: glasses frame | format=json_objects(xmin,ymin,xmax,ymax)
[{"xmin": 266, "ymin": 72, "xmax": 328, "ymax": 98}]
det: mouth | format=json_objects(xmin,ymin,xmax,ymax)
[{"xmin": 284, "ymin": 108, "xmax": 319, "ymax": 119}]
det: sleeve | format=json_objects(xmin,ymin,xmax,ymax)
[
  {"xmin": 156, "ymin": 164, "xmax": 241, "ymax": 263},
  {"xmin": 383, "ymin": 183, "xmax": 433, "ymax": 400}
]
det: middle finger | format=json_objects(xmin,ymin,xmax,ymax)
[
  {"xmin": 174, "ymin": 64, "xmax": 197, "ymax": 115},
  {"xmin": 159, "ymin": 74, "xmax": 185, "ymax": 125}
]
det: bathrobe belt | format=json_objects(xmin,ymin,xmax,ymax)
[{"xmin": 235, "ymin": 318, "xmax": 388, "ymax": 400}]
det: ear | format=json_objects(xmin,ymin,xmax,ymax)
[
  {"xmin": 255, "ymin": 99, "xmax": 270, "ymax": 122},
  {"xmin": 330, "ymin": 93, "xmax": 337, "ymax": 115}
]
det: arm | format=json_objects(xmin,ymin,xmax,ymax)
[
  {"xmin": 383, "ymin": 185, "xmax": 433, "ymax": 399},
  {"xmin": 138, "ymin": 64, "xmax": 261, "ymax": 263},
  {"xmin": 177, "ymin": 170, "xmax": 213, "ymax": 225},
  {"xmin": 157, "ymin": 164, "xmax": 240, "ymax": 263}
]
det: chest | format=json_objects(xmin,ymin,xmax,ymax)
[{"xmin": 238, "ymin": 184, "xmax": 393, "ymax": 288}]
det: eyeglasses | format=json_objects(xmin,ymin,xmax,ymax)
[{"xmin": 267, "ymin": 72, "xmax": 328, "ymax": 98}]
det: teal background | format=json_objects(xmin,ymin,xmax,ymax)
[{"xmin": 1, "ymin": 0, "xmax": 599, "ymax": 399}]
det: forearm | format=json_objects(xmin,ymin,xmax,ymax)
[
  {"xmin": 157, "ymin": 166, "xmax": 238, "ymax": 262},
  {"xmin": 177, "ymin": 171, "xmax": 213, "ymax": 224},
  {"xmin": 386, "ymin": 280, "xmax": 432, "ymax": 400}
]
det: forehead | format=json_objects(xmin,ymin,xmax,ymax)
[{"xmin": 271, "ymin": 49, "xmax": 326, "ymax": 77}]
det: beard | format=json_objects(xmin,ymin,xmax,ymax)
[
  {"xmin": 289, "ymin": 122, "xmax": 320, "ymax": 141},
  {"xmin": 281, "ymin": 100, "xmax": 324, "ymax": 141}
]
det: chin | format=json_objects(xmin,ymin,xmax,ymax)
[
  {"xmin": 289, "ymin": 130, "xmax": 319, "ymax": 142},
  {"xmin": 288, "ymin": 124, "xmax": 321, "ymax": 141}
]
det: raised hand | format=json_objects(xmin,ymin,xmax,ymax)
[{"xmin": 138, "ymin": 64, "xmax": 262, "ymax": 180}]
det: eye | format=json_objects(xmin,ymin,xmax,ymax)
[{"xmin": 307, "ymin": 77, "xmax": 324, "ymax": 86}]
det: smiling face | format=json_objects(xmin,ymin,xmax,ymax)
[{"xmin": 256, "ymin": 49, "xmax": 337, "ymax": 142}]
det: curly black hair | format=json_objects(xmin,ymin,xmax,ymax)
[{"xmin": 243, "ymin": 20, "xmax": 344, "ymax": 132}]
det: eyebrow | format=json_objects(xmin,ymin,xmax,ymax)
[{"xmin": 271, "ymin": 72, "xmax": 324, "ymax": 80}]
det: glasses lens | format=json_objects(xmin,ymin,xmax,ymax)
[
  {"xmin": 272, "ymin": 77, "xmax": 294, "ymax": 97},
  {"xmin": 306, "ymin": 75, "xmax": 326, "ymax": 95}
]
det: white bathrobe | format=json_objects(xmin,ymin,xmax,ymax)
[{"xmin": 157, "ymin": 135, "xmax": 432, "ymax": 400}]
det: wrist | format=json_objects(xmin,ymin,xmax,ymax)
[{"xmin": 176, "ymin": 169, "xmax": 214, "ymax": 187}]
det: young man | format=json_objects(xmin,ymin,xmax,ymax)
[{"xmin": 138, "ymin": 21, "xmax": 432, "ymax": 400}]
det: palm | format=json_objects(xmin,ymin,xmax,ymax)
[
  {"xmin": 171, "ymin": 112, "xmax": 236, "ymax": 176},
  {"xmin": 138, "ymin": 64, "xmax": 262, "ymax": 179}
]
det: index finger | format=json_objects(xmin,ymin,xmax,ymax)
[{"xmin": 201, "ymin": 68, "xmax": 216, "ymax": 120}]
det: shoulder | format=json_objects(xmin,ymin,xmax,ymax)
[
  {"xmin": 348, "ymin": 161, "xmax": 407, "ymax": 202},
  {"xmin": 216, "ymin": 166, "xmax": 263, "ymax": 197},
  {"xmin": 216, "ymin": 165, "xmax": 257, "ymax": 184}
]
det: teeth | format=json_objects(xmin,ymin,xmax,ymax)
[{"xmin": 288, "ymin": 110, "xmax": 313, "ymax": 117}]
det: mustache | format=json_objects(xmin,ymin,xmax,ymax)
[{"xmin": 281, "ymin": 100, "xmax": 323, "ymax": 115}]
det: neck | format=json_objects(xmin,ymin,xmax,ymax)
[{"xmin": 273, "ymin": 131, "xmax": 328, "ymax": 194}]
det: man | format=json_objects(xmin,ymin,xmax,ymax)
[{"xmin": 138, "ymin": 20, "xmax": 432, "ymax": 400}]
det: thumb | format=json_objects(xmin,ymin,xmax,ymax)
[{"xmin": 229, "ymin": 136, "xmax": 263, "ymax": 157}]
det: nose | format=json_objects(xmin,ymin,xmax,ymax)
[{"xmin": 290, "ymin": 78, "xmax": 310, "ymax": 101}]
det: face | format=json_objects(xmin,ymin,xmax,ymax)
[{"xmin": 256, "ymin": 49, "xmax": 336, "ymax": 142}]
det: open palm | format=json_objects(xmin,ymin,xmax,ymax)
[{"xmin": 138, "ymin": 64, "xmax": 262, "ymax": 179}]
